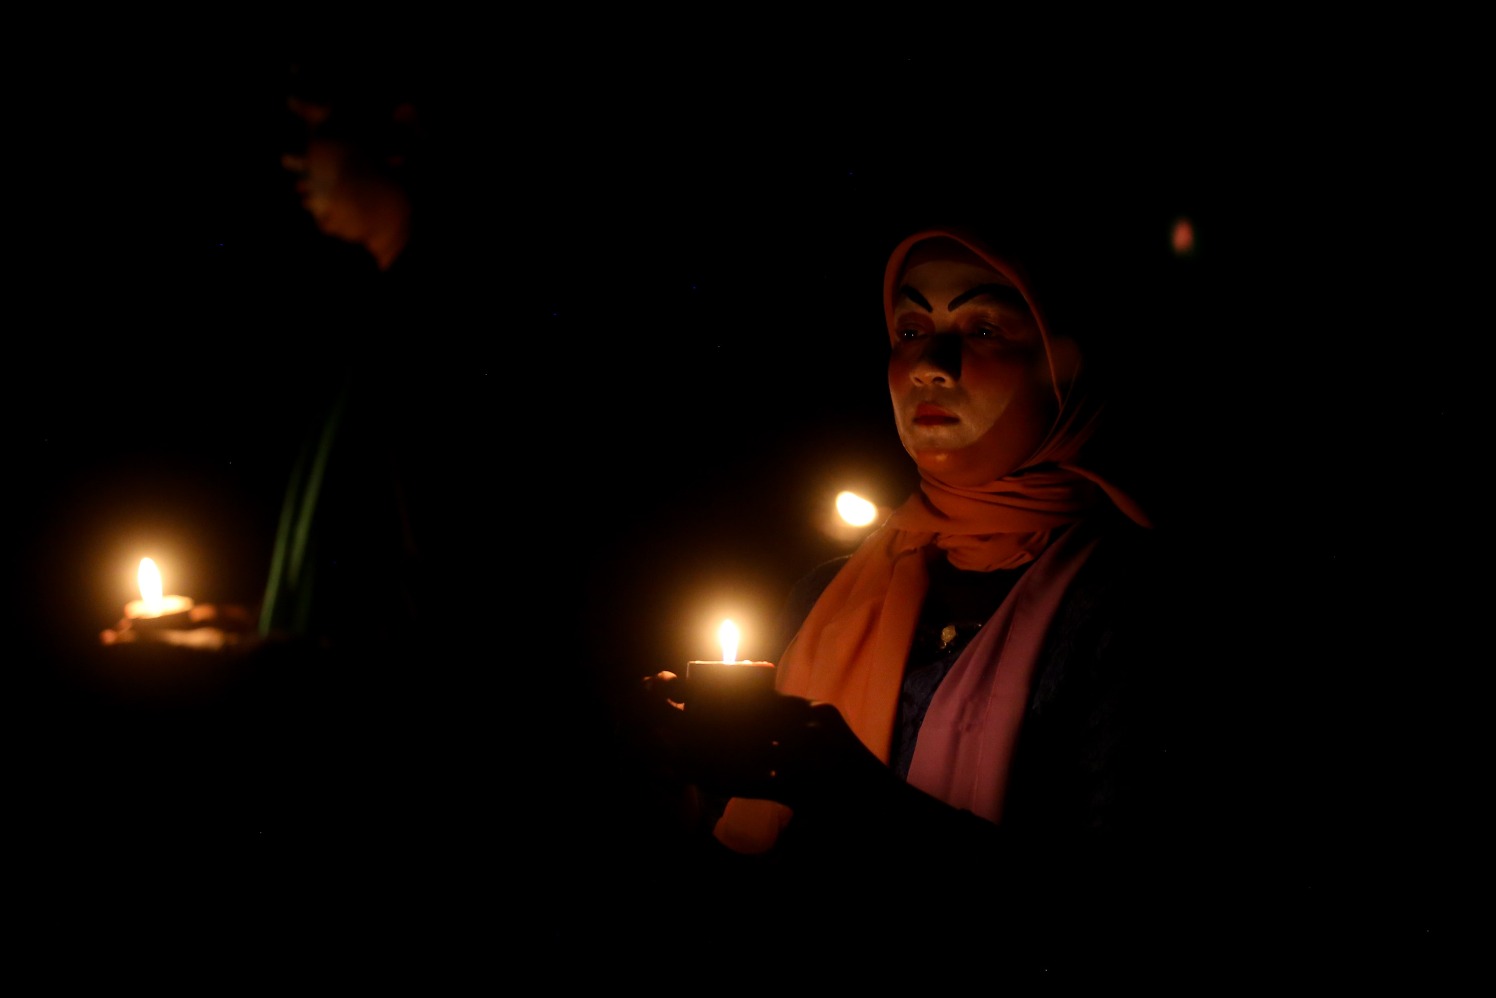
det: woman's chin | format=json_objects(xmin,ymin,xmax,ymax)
[{"xmin": 913, "ymin": 449, "xmax": 996, "ymax": 486}]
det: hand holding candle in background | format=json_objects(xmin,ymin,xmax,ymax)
[{"xmin": 102, "ymin": 557, "xmax": 256, "ymax": 650}]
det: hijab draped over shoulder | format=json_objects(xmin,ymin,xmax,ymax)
[{"xmin": 713, "ymin": 228, "xmax": 1151, "ymax": 854}]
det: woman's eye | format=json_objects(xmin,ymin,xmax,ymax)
[
  {"xmin": 896, "ymin": 328, "xmax": 922, "ymax": 341},
  {"xmin": 972, "ymin": 325, "xmax": 1000, "ymax": 339}
]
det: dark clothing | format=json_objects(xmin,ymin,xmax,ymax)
[{"xmin": 777, "ymin": 510, "xmax": 1195, "ymax": 850}]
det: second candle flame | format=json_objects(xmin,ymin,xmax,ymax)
[{"xmin": 138, "ymin": 557, "xmax": 165, "ymax": 617}]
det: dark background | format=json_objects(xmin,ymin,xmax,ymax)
[
  {"xmin": 4, "ymin": 31, "xmax": 1481, "ymax": 979},
  {"xmin": 12, "ymin": 44, "xmax": 1384, "ymax": 663}
]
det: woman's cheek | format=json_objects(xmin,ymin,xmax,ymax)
[
  {"xmin": 887, "ymin": 355, "xmax": 911, "ymax": 391},
  {"xmin": 956, "ymin": 357, "xmax": 1023, "ymax": 410}
]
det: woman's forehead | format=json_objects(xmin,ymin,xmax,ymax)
[
  {"xmin": 898, "ymin": 237, "xmax": 1013, "ymax": 286},
  {"xmin": 896, "ymin": 246, "xmax": 1021, "ymax": 309}
]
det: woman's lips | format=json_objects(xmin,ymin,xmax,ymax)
[{"xmin": 913, "ymin": 403, "xmax": 959, "ymax": 427}]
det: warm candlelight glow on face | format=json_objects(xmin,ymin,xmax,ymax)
[
  {"xmin": 718, "ymin": 619, "xmax": 741, "ymax": 663},
  {"xmin": 835, "ymin": 490, "xmax": 878, "ymax": 527},
  {"xmin": 138, "ymin": 557, "xmax": 165, "ymax": 616}
]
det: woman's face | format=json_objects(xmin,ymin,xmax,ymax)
[{"xmin": 887, "ymin": 240, "xmax": 1066, "ymax": 485}]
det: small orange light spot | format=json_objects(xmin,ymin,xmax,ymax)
[{"xmin": 1171, "ymin": 217, "xmax": 1196, "ymax": 257}]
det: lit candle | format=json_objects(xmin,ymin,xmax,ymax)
[
  {"xmin": 682, "ymin": 619, "xmax": 778, "ymax": 796},
  {"xmin": 124, "ymin": 557, "xmax": 195, "ymax": 621},
  {"xmin": 685, "ymin": 618, "xmax": 776, "ymax": 700}
]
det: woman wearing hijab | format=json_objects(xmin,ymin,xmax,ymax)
[{"xmin": 639, "ymin": 222, "xmax": 1215, "ymax": 977}]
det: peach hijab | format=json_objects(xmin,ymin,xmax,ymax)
[{"xmin": 713, "ymin": 228, "xmax": 1151, "ymax": 854}]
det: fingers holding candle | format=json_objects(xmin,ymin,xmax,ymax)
[{"xmin": 643, "ymin": 670, "xmax": 686, "ymax": 710}]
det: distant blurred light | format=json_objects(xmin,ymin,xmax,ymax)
[
  {"xmin": 836, "ymin": 490, "xmax": 878, "ymax": 527},
  {"xmin": 1171, "ymin": 216, "xmax": 1196, "ymax": 257}
]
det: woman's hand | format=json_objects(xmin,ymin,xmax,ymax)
[
  {"xmin": 100, "ymin": 602, "xmax": 260, "ymax": 651},
  {"xmin": 764, "ymin": 699, "xmax": 898, "ymax": 814},
  {"xmin": 634, "ymin": 672, "xmax": 908, "ymax": 818}
]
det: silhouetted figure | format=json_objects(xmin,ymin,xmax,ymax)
[{"xmin": 60, "ymin": 58, "xmax": 505, "ymax": 929}]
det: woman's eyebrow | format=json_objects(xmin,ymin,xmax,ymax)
[
  {"xmin": 896, "ymin": 286, "xmax": 933, "ymax": 312},
  {"xmin": 947, "ymin": 283, "xmax": 1028, "ymax": 310}
]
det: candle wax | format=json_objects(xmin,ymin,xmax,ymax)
[
  {"xmin": 680, "ymin": 660, "xmax": 778, "ymax": 798},
  {"xmin": 125, "ymin": 595, "xmax": 195, "ymax": 620},
  {"xmin": 684, "ymin": 660, "xmax": 776, "ymax": 700}
]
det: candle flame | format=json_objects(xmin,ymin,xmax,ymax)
[
  {"xmin": 718, "ymin": 619, "xmax": 740, "ymax": 663},
  {"xmin": 138, "ymin": 557, "xmax": 164, "ymax": 616}
]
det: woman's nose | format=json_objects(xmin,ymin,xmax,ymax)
[{"xmin": 910, "ymin": 333, "xmax": 962, "ymax": 384}]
